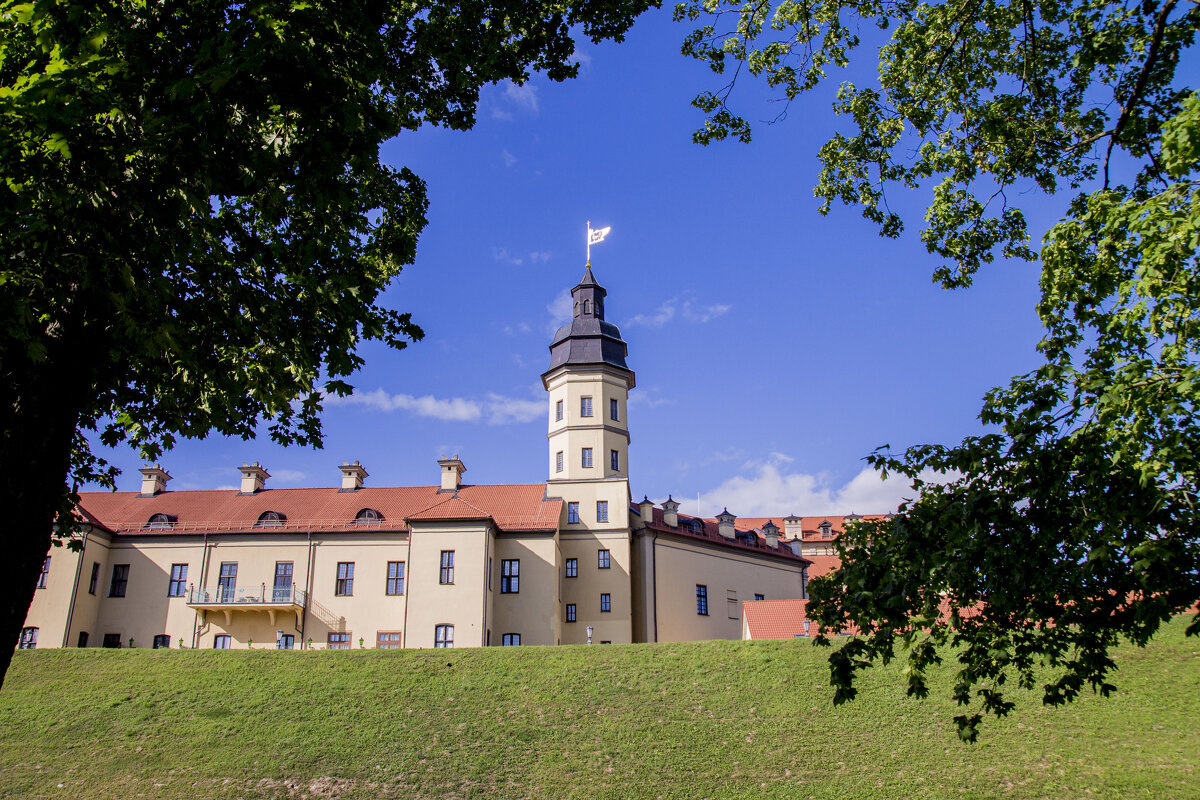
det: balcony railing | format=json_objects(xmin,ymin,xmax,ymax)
[{"xmin": 187, "ymin": 584, "xmax": 307, "ymax": 606}]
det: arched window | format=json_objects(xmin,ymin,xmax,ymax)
[
  {"xmin": 582, "ymin": 299, "xmax": 591, "ymax": 314},
  {"xmin": 255, "ymin": 510, "xmax": 286, "ymax": 528},
  {"xmin": 354, "ymin": 508, "xmax": 383, "ymax": 525},
  {"xmin": 145, "ymin": 513, "xmax": 176, "ymax": 530}
]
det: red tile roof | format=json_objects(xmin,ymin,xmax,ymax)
[
  {"xmin": 635, "ymin": 507, "xmax": 809, "ymax": 565},
  {"xmin": 743, "ymin": 598, "xmax": 861, "ymax": 639},
  {"xmin": 79, "ymin": 484, "xmax": 562, "ymax": 535}
]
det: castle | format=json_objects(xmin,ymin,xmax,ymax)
[{"xmin": 19, "ymin": 265, "xmax": 853, "ymax": 651}]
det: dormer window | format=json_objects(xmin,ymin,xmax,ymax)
[
  {"xmin": 145, "ymin": 513, "xmax": 176, "ymax": 531},
  {"xmin": 354, "ymin": 508, "xmax": 383, "ymax": 525},
  {"xmin": 255, "ymin": 510, "xmax": 286, "ymax": 528},
  {"xmin": 582, "ymin": 299, "xmax": 590, "ymax": 315},
  {"xmin": 820, "ymin": 521, "xmax": 833, "ymax": 539}
]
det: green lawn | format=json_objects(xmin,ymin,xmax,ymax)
[{"xmin": 2, "ymin": 617, "xmax": 1197, "ymax": 800}]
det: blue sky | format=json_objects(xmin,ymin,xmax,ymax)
[{"xmin": 85, "ymin": 8, "xmax": 1050, "ymax": 518}]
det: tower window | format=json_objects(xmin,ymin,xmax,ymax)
[
  {"xmin": 610, "ymin": 449, "xmax": 619, "ymax": 471},
  {"xmin": 556, "ymin": 451, "xmax": 563, "ymax": 473},
  {"xmin": 581, "ymin": 448, "xmax": 593, "ymax": 468},
  {"xmin": 598, "ymin": 549, "xmax": 611, "ymax": 569},
  {"xmin": 567, "ymin": 503, "xmax": 580, "ymax": 524},
  {"xmin": 555, "ymin": 399, "xmax": 563, "ymax": 421},
  {"xmin": 610, "ymin": 398, "xmax": 619, "ymax": 421},
  {"xmin": 580, "ymin": 396, "xmax": 593, "ymax": 417},
  {"xmin": 582, "ymin": 299, "xmax": 590, "ymax": 314},
  {"xmin": 596, "ymin": 501, "xmax": 609, "ymax": 523}
]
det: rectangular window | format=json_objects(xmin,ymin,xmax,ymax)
[
  {"xmin": 566, "ymin": 603, "xmax": 576, "ymax": 622},
  {"xmin": 755, "ymin": 593, "xmax": 765, "ymax": 601},
  {"xmin": 600, "ymin": 593, "xmax": 611, "ymax": 612},
  {"xmin": 565, "ymin": 558, "xmax": 578, "ymax": 578},
  {"xmin": 598, "ymin": 549, "xmax": 611, "ymax": 569},
  {"xmin": 439, "ymin": 551, "xmax": 455, "ymax": 584},
  {"xmin": 596, "ymin": 500, "xmax": 609, "ymax": 523},
  {"xmin": 581, "ymin": 396, "xmax": 593, "ymax": 417},
  {"xmin": 214, "ymin": 634, "xmax": 231, "ymax": 650},
  {"xmin": 273, "ymin": 561, "xmax": 293, "ymax": 601},
  {"xmin": 37, "ymin": 557, "xmax": 49, "ymax": 589},
  {"xmin": 108, "ymin": 564, "xmax": 129, "ymax": 598},
  {"xmin": 434, "ymin": 624, "xmax": 454, "ymax": 648},
  {"xmin": 610, "ymin": 398, "xmax": 619, "ymax": 421},
  {"xmin": 610, "ymin": 449, "xmax": 619, "ymax": 471},
  {"xmin": 502, "ymin": 633, "xmax": 521, "ymax": 646},
  {"xmin": 88, "ymin": 562, "xmax": 99, "ymax": 595},
  {"xmin": 18, "ymin": 627, "xmax": 37, "ymax": 649},
  {"xmin": 277, "ymin": 634, "xmax": 295, "ymax": 650},
  {"xmin": 327, "ymin": 632, "xmax": 351, "ymax": 650},
  {"xmin": 77, "ymin": 632, "xmax": 89, "ymax": 648},
  {"xmin": 500, "ymin": 559, "xmax": 520, "ymax": 594},
  {"xmin": 581, "ymin": 448, "xmax": 593, "ymax": 468},
  {"xmin": 386, "ymin": 561, "xmax": 405, "ymax": 595},
  {"xmin": 696, "ymin": 584, "xmax": 709, "ymax": 616},
  {"xmin": 727, "ymin": 590, "xmax": 739, "ymax": 619},
  {"xmin": 335, "ymin": 562, "xmax": 354, "ymax": 596},
  {"xmin": 555, "ymin": 399, "xmax": 564, "ymax": 421},
  {"xmin": 168, "ymin": 564, "xmax": 188, "ymax": 597},
  {"xmin": 555, "ymin": 451, "xmax": 564, "ymax": 473},
  {"xmin": 218, "ymin": 562, "xmax": 237, "ymax": 601},
  {"xmin": 102, "ymin": 633, "xmax": 122, "ymax": 649},
  {"xmin": 152, "ymin": 634, "xmax": 170, "ymax": 649},
  {"xmin": 377, "ymin": 632, "xmax": 402, "ymax": 649},
  {"xmin": 567, "ymin": 502, "xmax": 580, "ymax": 524}
]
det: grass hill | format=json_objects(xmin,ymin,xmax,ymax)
[{"xmin": 1, "ymin": 617, "xmax": 1197, "ymax": 800}]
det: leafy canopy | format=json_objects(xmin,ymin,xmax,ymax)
[{"xmin": 675, "ymin": 0, "xmax": 1200, "ymax": 739}]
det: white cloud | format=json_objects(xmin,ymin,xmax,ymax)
[
  {"xmin": 492, "ymin": 247, "xmax": 524, "ymax": 265},
  {"xmin": 502, "ymin": 149, "xmax": 518, "ymax": 167},
  {"xmin": 528, "ymin": 251, "xmax": 552, "ymax": 264},
  {"xmin": 547, "ymin": 288, "xmax": 572, "ymax": 331},
  {"xmin": 627, "ymin": 386, "xmax": 672, "ymax": 408},
  {"xmin": 484, "ymin": 393, "xmax": 544, "ymax": 425},
  {"xmin": 328, "ymin": 388, "xmax": 483, "ymax": 422},
  {"xmin": 213, "ymin": 484, "xmax": 238, "ymax": 492},
  {"xmin": 572, "ymin": 47, "xmax": 592, "ymax": 67},
  {"xmin": 270, "ymin": 469, "xmax": 307, "ymax": 483},
  {"xmin": 502, "ymin": 81, "xmax": 539, "ymax": 113},
  {"xmin": 683, "ymin": 298, "xmax": 731, "ymax": 323},
  {"xmin": 491, "ymin": 108, "xmax": 513, "ymax": 121},
  {"xmin": 624, "ymin": 293, "xmax": 731, "ymax": 329},
  {"xmin": 691, "ymin": 454, "xmax": 944, "ymax": 517},
  {"xmin": 503, "ymin": 321, "xmax": 533, "ymax": 336},
  {"xmin": 625, "ymin": 298, "xmax": 677, "ymax": 328}
]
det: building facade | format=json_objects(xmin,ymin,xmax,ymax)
[{"xmin": 19, "ymin": 265, "xmax": 853, "ymax": 651}]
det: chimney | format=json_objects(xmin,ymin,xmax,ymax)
[
  {"xmin": 438, "ymin": 455, "xmax": 466, "ymax": 492},
  {"xmin": 138, "ymin": 465, "xmax": 171, "ymax": 497},
  {"xmin": 662, "ymin": 495, "xmax": 680, "ymax": 528},
  {"xmin": 338, "ymin": 461, "xmax": 368, "ymax": 492},
  {"xmin": 237, "ymin": 462, "xmax": 269, "ymax": 494},
  {"xmin": 783, "ymin": 514, "xmax": 803, "ymax": 540},
  {"xmin": 637, "ymin": 496, "xmax": 654, "ymax": 529},
  {"xmin": 762, "ymin": 519, "xmax": 779, "ymax": 549},
  {"xmin": 716, "ymin": 508, "xmax": 736, "ymax": 539}
]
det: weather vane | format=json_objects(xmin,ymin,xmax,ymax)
[{"xmin": 586, "ymin": 220, "xmax": 611, "ymax": 265}]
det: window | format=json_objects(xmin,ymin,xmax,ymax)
[
  {"xmin": 598, "ymin": 549, "xmax": 611, "ymax": 569},
  {"xmin": 566, "ymin": 604, "xmax": 576, "ymax": 622},
  {"xmin": 335, "ymin": 562, "xmax": 354, "ymax": 596},
  {"xmin": 500, "ymin": 560, "xmax": 520, "ymax": 594},
  {"xmin": 146, "ymin": 512, "xmax": 175, "ymax": 530},
  {"xmin": 696, "ymin": 585, "xmax": 709, "ymax": 616},
  {"xmin": 354, "ymin": 508, "xmax": 383, "ymax": 525},
  {"xmin": 567, "ymin": 502, "xmax": 580, "ymax": 524},
  {"xmin": 168, "ymin": 564, "xmax": 188, "ymax": 597},
  {"xmin": 581, "ymin": 448, "xmax": 593, "ymax": 468},
  {"xmin": 502, "ymin": 633, "xmax": 520, "ymax": 646},
  {"xmin": 328, "ymin": 632, "xmax": 351, "ymax": 650},
  {"xmin": 37, "ymin": 557, "xmax": 49, "ymax": 589},
  {"xmin": 727, "ymin": 590, "xmax": 739, "ymax": 619},
  {"xmin": 555, "ymin": 399, "xmax": 563, "ymax": 421},
  {"xmin": 18, "ymin": 627, "xmax": 37, "ymax": 649},
  {"xmin": 273, "ymin": 562, "xmax": 293, "ymax": 601},
  {"xmin": 596, "ymin": 501, "xmax": 609, "ymax": 523},
  {"xmin": 610, "ymin": 398, "xmax": 619, "ymax": 421},
  {"xmin": 755, "ymin": 593, "xmax": 765, "ymax": 601},
  {"xmin": 214, "ymin": 635, "xmax": 231, "ymax": 649},
  {"xmin": 600, "ymin": 593, "xmax": 611, "ymax": 612},
  {"xmin": 218, "ymin": 562, "xmax": 237, "ymax": 601},
  {"xmin": 377, "ymin": 632, "xmax": 402, "ymax": 649},
  {"xmin": 153, "ymin": 634, "xmax": 170, "ymax": 649},
  {"xmin": 103, "ymin": 633, "xmax": 122, "ymax": 649},
  {"xmin": 255, "ymin": 510, "xmax": 286, "ymax": 527},
  {"xmin": 581, "ymin": 396, "xmax": 593, "ymax": 417},
  {"xmin": 277, "ymin": 634, "xmax": 295, "ymax": 650},
  {"xmin": 439, "ymin": 551, "xmax": 454, "ymax": 584},
  {"xmin": 77, "ymin": 632, "xmax": 89, "ymax": 648},
  {"xmin": 108, "ymin": 564, "xmax": 129, "ymax": 597},
  {"xmin": 565, "ymin": 558, "xmax": 578, "ymax": 578},
  {"xmin": 610, "ymin": 449, "xmax": 619, "ymax": 471},
  {"xmin": 434, "ymin": 624, "xmax": 454, "ymax": 648},
  {"xmin": 386, "ymin": 561, "xmax": 405, "ymax": 595},
  {"xmin": 555, "ymin": 451, "xmax": 564, "ymax": 473},
  {"xmin": 88, "ymin": 562, "xmax": 99, "ymax": 595}
]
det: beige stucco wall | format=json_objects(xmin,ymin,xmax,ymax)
[
  {"xmin": 404, "ymin": 520, "xmax": 492, "ymax": 648},
  {"xmin": 559, "ymin": 530, "xmax": 632, "ymax": 644},
  {"xmin": 491, "ymin": 533, "xmax": 561, "ymax": 646},
  {"xmin": 20, "ymin": 532, "xmax": 99, "ymax": 649}
]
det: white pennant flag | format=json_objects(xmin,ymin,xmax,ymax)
[{"xmin": 588, "ymin": 225, "xmax": 611, "ymax": 246}]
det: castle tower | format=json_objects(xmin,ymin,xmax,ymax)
[{"xmin": 542, "ymin": 264, "xmax": 635, "ymax": 643}]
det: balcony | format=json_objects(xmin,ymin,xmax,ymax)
[{"xmin": 187, "ymin": 584, "xmax": 307, "ymax": 626}]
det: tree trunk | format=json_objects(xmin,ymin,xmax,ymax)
[{"xmin": 0, "ymin": 345, "xmax": 86, "ymax": 689}]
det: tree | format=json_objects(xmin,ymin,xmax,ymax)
[
  {"xmin": 0, "ymin": 0, "xmax": 655, "ymax": 686},
  {"xmin": 675, "ymin": 0, "xmax": 1200, "ymax": 738}
]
